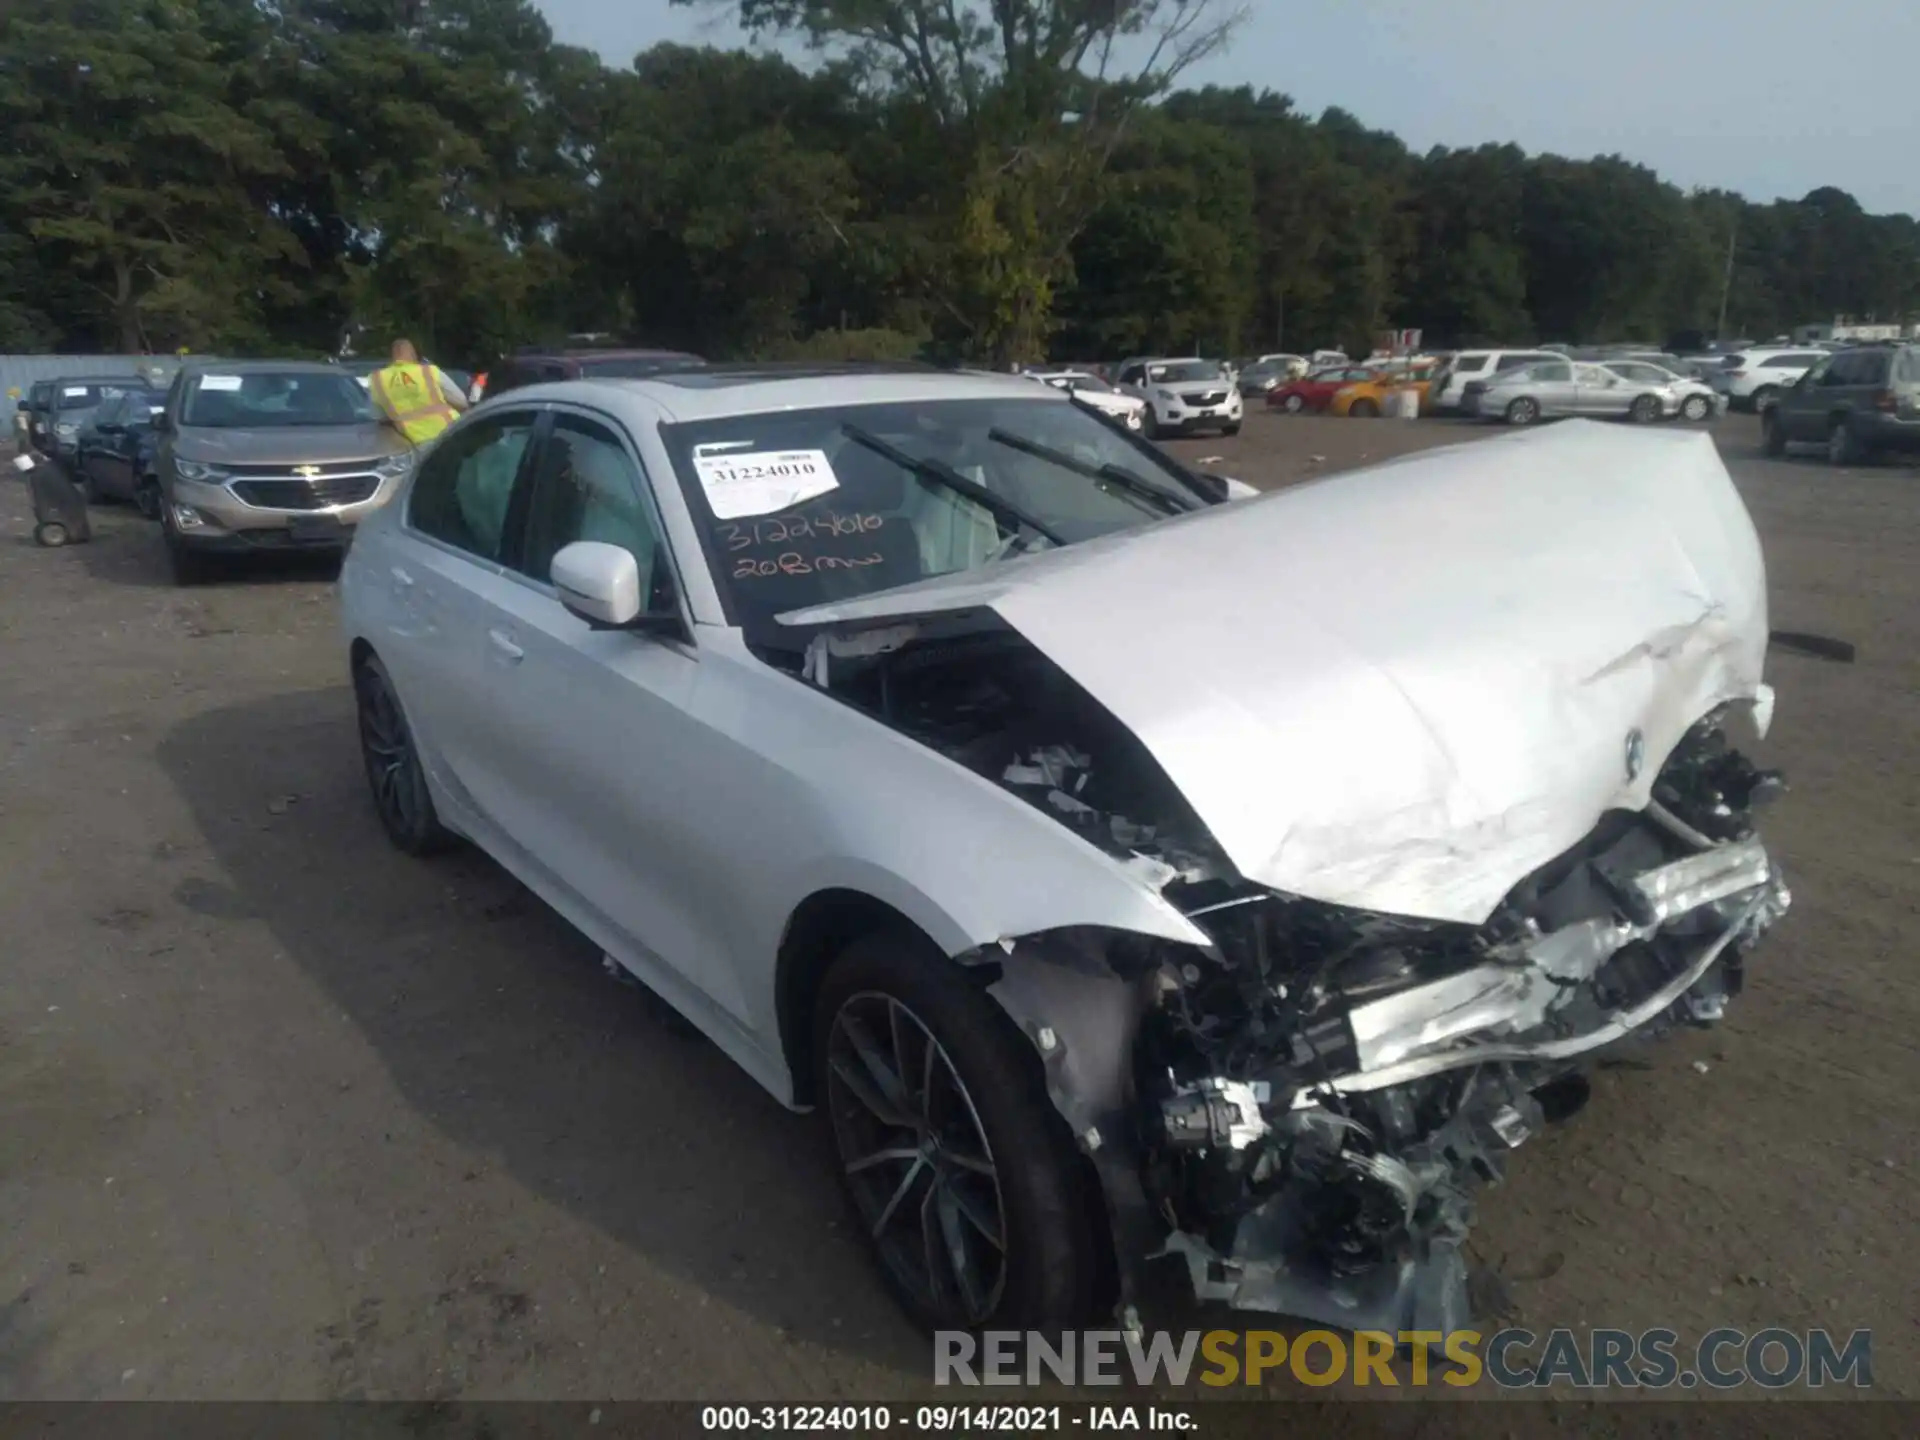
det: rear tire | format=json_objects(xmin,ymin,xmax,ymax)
[
  {"xmin": 1349, "ymin": 398, "xmax": 1380, "ymax": 419},
  {"xmin": 1750, "ymin": 385, "xmax": 1779, "ymax": 413},
  {"xmin": 1628, "ymin": 394, "xmax": 1660, "ymax": 423},
  {"xmin": 34, "ymin": 521, "xmax": 69, "ymax": 548},
  {"xmin": 135, "ymin": 479, "xmax": 161, "ymax": 520},
  {"xmin": 1505, "ymin": 397, "xmax": 1540, "ymax": 426},
  {"xmin": 353, "ymin": 652, "xmax": 454, "ymax": 855},
  {"xmin": 1681, "ymin": 394, "xmax": 1712, "ymax": 422},
  {"xmin": 813, "ymin": 932, "xmax": 1103, "ymax": 1334},
  {"xmin": 1281, "ymin": 393, "xmax": 1305, "ymax": 413}
]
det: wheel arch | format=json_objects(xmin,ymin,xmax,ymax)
[{"xmin": 776, "ymin": 887, "xmax": 948, "ymax": 1106}]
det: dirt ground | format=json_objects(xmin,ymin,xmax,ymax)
[{"xmin": 1, "ymin": 411, "xmax": 1914, "ymax": 1404}]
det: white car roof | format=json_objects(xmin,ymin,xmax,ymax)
[{"xmin": 489, "ymin": 367, "xmax": 1068, "ymax": 424}]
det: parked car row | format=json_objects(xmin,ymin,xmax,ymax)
[{"xmin": 1463, "ymin": 357, "xmax": 1723, "ymax": 427}]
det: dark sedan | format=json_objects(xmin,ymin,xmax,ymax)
[
  {"xmin": 73, "ymin": 390, "xmax": 169, "ymax": 516},
  {"xmin": 44, "ymin": 377, "xmax": 159, "ymax": 466}
]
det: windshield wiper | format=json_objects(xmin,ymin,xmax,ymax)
[
  {"xmin": 984, "ymin": 427, "xmax": 1191, "ymax": 516},
  {"xmin": 839, "ymin": 423, "xmax": 1065, "ymax": 549}
]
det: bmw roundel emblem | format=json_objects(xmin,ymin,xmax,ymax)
[{"xmin": 1625, "ymin": 727, "xmax": 1646, "ymax": 782}]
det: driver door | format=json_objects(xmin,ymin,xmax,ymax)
[{"xmin": 458, "ymin": 406, "xmax": 749, "ymax": 1020}]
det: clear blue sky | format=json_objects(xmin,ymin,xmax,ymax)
[{"xmin": 531, "ymin": 0, "xmax": 1920, "ymax": 218}]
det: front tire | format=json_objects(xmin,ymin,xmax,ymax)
[
  {"xmin": 135, "ymin": 478, "xmax": 162, "ymax": 520},
  {"xmin": 1681, "ymin": 394, "xmax": 1712, "ymax": 422},
  {"xmin": 1222, "ymin": 421, "xmax": 1241, "ymax": 436},
  {"xmin": 353, "ymin": 653, "xmax": 453, "ymax": 855},
  {"xmin": 162, "ymin": 519, "xmax": 215, "ymax": 586},
  {"xmin": 34, "ymin": 521, "xmax": 69, "ymax": 548},
  {"xmin": 1628, "ymin": 394, "xmax": 1661, "ymax": 423},
  {"xmin": 1750, "ymin": 385, "xmax": 1780, "ymax": 413},
  {"xmin": 1349, "ymin": 398, "xmax": 1380, "ymax": 418},
  {"xmin": 1761, "ymin": 408, "xmax": 1787, "ymax": 457},
  {"xmin": 1281, "ymin": 393, "xmax": 1305, "ymax": 414},
  {"xmin": 814, "ymin": 932, "xmax": 1102, "ymax": 1333},
  {"xmin": 1505, "ymin": 397, "xmax": 1540, "ymax": 426}
]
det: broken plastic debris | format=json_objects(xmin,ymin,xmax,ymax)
[{"xmin": 1691, "ymin": 1060, "xmax": 1711, "ymax": 1074}]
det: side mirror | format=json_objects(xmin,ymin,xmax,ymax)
[{"xmin": 552, "ymin": 540, "xmax": 684, "ymax": 638}]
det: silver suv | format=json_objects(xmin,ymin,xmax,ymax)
[{"xmin": 155, "ymin": 361, "xmax": 415, "ymax": 583}]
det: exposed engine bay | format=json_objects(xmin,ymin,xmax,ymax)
[{"xmin": 790, "ymin": 613, "xmax": 1792, "ymax": 1332}]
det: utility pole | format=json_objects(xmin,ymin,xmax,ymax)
[{"xmin": 1715, "ymin": 220, "xmax": 1737, "ymax": 340}]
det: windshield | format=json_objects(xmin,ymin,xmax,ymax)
[
  {"xmin": 181, "ymin": 371, "xmax": 377, "ymax": 428},
  {"xmin": 56, "ymin": 381, "xmax": 149, "ymax": 411},
  {"xmin": 1145, "ymin": 361, "xmax": 1226, "ymax": 384},
  {"xmin": 662, "ymin": 396, "xmax": 1212, "ymax": 635}
]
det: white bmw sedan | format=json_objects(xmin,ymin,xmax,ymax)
[{"xmin": 340, "ymin": 369, "xmax": 1790, "ymax": 1340}]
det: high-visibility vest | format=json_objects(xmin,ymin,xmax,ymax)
[{"xmin": 370, "ymin": 362, "xmax": 458, "ymax": 445}]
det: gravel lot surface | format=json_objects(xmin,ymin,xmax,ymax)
[{"xmin": 1, "ymin": 411, "xmax": 1913, "ymax": 1405}]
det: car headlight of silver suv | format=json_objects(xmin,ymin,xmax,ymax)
[
  {"xmin": 373, "ymin": 451, "xmax": 416, "ymax": 479},
  {"xmin": 173, "ymin": 459, "xmax": 230, "ymax": 483}
]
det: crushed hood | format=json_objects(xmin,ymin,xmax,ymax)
[{"xmin": 779, "ymin": 423, "xmax": 1770, "ymax": 925}]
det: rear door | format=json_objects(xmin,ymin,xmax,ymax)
[{"xmin": 386, "ymin": 407, "xmax": 545, "ymax": 820}]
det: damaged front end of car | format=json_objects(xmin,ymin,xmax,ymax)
[
  {"xmin": 773, "ymin": 422, "xmax": 1790, "ymax": 1333},
  {"xmin": 790, "ymin": 606, "xmax": 1789, "ymax": 1333},
  {"xmin": 984, "ymin": 704, "xmax": 1788, "ymax": 1335}
]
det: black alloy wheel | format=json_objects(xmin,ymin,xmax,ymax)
[{"xmin": 354, "ymin": 655, "xmax": 451, "ymax": 854}]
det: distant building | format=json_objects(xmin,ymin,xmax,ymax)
[{"xmin": 1792, "ymin": 315, "xmax": 1915, "ymax": 344}]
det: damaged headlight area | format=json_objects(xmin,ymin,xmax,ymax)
[{"xmin": 1123, "ymin": 707, "xmax": 1790, "ymax": 1333}]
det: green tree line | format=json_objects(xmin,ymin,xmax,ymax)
[{"xmin": 3, "ymin": 0, "xmax": 1915, "ymax": 365}]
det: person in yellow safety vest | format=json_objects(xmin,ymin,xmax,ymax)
[{"xmin": 368, "ymin": 338, "xmax": 468, "ymax": 446}]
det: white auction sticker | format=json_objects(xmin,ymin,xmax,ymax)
[
  {"xmin": 62, "ymin": 385, "xmax": 88, "ymax": 398},
  {"xmin": 692, "ymin": 447, "xmax": 839, "ymax": 520},
  {"xmin": 197, "ymin": 374, "xmax": 244, "ymax": 392}
]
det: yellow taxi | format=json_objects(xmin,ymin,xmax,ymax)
[{"xmin": 1329, "ymin": 361, "xmax": 1439, "ymax": 418}]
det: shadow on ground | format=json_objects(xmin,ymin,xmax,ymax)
[
  {"xmin": 79, "ymin": 504, "xmax": 344, "ymax": 590},
  {"xmin": 154, "ymin": 685, "xmax": 922, "ymax": 1375}
]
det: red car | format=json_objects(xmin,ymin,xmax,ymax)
[{"xmin": 1267, "ymin": 366, "xmax": 1379, "ymax": 413}]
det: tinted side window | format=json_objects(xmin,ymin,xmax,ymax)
[
  {"xmin": 518, "ymin": 413, "xmax": 668, "ymax": 603},
  {"xmin": 1494, "ymin": 354, "xmax": 1535, "ymax": 372},
  {"xmin": 1452, "ymin": 355, "xmax": 1489, "ymax": 373},
  {"xmin": 1765, "ymin": 353, "xmax": 1820, "ymax": 369},
  {"xmin": 1856, "ymin": 351, "xmax": 1891, "ymax": 385},
  {"xmin": 407, "ymin": 412, "xmax": 539, "ymax": 562},
  {"xmin": 1895, "ymin": 349, "xmax": 1920, "ymax": 385},
  {"xmin": 1821, "ymin": 353, "xmax": 1859, "ymax": 385}
]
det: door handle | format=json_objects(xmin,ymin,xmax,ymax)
[{"xmin": 488, "ymin": 629, "xmax": 524, "ymax": 662}]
